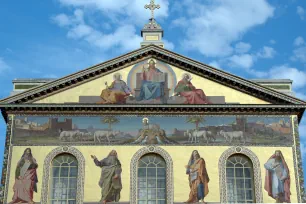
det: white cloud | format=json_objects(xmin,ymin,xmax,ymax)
[
  {"xmin": 173, "ymin": 0, "xmax": 274, "ymax": 57},
  {"xmin": 268, "ymin": 65, "xmax": 306, "ymax": 89},
  {"xmin": 57, "ymin": 0, "xmax": 170, "ymax": 26},
  {"xmin": 269, "ymin": 39, "xmax": 276, "ymax": 44},
  {"xmin": 297, "ymin": 6, "xmax": 305, "ymax": 20},
  {"xmin": 228, "ymin": 54, "xmax": 254, "ymax": 69},
  {"xmin": 52, "ymin": 9, "xmax": 143, "ymax": 52},
  {"xmin": 257, "ymin": 46, "xmax": 276, "ymax": 59},
  {"xmin": 292, "ymin": 46, "xmax": 306, "ymax": 62},
  {"xmin": 52, "ymin": 1, "xmax": 174, "ymax": 53},
  {"xmin": 294, "ymin": 36, "xmax": 305, "ymax": 46},
  {"xmin": 235, "ymin": 42, "xmax": 252, "ymax": 54},
  {"xmin": 51, "ymin": 13, "xmax": 72, "ymax": 27},
  {"xmin": 164, "ymin": 40, "xmax": 175, "ymax": 50},
  {"xmin": 209, "ymin": 61, "xmax": 221, "ymax": 69},
  {"xmin": 0, "ymin": 57, "xmax": 10, "ymax": 74}
]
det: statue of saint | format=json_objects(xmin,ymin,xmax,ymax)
[
  {"xmin": 9, "ymin": 148, "xmax": 38, "ymax": 204},
  {"xmin": 91, "ymin": 150, "xmax": 122, "ymax": 204},
  {"xmin": 264, "ymin": 150, "xmax": 291, "ymax": 203},
  {"xmin": 185, "ymin": 150, "xmax": 209, "ymax": 203}
]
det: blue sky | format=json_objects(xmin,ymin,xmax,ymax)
[{"xmin": 0, "ymin": 0, "xmax": 306, "ymax": 183}]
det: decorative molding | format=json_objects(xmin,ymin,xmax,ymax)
[
  {"xmin": 218, "ymin": 146, "xmax": 263, "ymax": 203},
  {"xmin": 1, "ymin": 104, "xmax": 305, "ymax": 123},
  {"xmin": 0, "ymin": 45, "xmax": 305, "ymax": 105},
  {"xmin": 1, "ymin": 115, "xmax": 13, "ymax": 204},
  {"xmin": 292, "ymin": 116, "xmax": 305, "ymax": 203},
  {"xmin": 40, "ymin": 146, "xmax": 85, "ymax": 204},
  {"xmin": 130, "ymin": 146, "xmax": 173, "ymax": 204}
]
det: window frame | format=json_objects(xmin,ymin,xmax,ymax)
[
  {"xmin": 226, "ymin": 154, "xmax": 255, "ymax": 203},
  {"xmin": 41, "ymin": 146, "xmax": 85, "ymax": 204},
  {"xmin": 219, "ymin": 146, "xmax": 263, "ymax": 203},
  {"xmin": 131, "ymin": 146, "xmax": 173, "ymax": 204},
  {"xmin": 49, "ymin": 154, "xmax": 79, "ymax": 203}
]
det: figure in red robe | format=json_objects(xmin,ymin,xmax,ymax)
[
  {"xmin": 264, "ymin": 150, "xmax": 291, "ymax": 203},
  {"xmin": 174, "ymin": 73, "xmax": 211, "ymax": 104},
  {"xmin": 9, "ymin": 148, "xmax": 38, "ymax": 204}
]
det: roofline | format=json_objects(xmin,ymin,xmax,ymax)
[
  {"xmin": 0, "ymin": 45, "xmax": 305, "ymax": 105},
  {"xmin": 250, "ymin": 79, "xmax": 293, "ymax": 84},
  {"xmin": 12, "ymin": 78, "xmax": 56, "ymax": 83},
  {"xmin": 0, "ymin": 103, "xmax": 305, "ymax": 108}
]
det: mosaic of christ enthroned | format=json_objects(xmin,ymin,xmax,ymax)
[{"xmin": 78, "ymin": 59, "xmax": 227, "ymax": 104}]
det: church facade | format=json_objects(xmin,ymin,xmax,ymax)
[{"xmin": 0, "ymin": 2, "xmax": 306, "ymax": 204}]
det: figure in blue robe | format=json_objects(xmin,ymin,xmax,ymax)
[{"xmin": 137, "ymin": 59, "xmax": 165, "ymax": 101}]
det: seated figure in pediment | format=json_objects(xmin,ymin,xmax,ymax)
[
  {"xmin": 174, "ymin": 73, "xmax": 211, "ymax": 104},
  {"xmin": 136, "ymin": 59, "xmax": 166, "ymax": 102},
  {"xmin": 98, "ymin": 73, "xmax": 132, "ymax": 104}
]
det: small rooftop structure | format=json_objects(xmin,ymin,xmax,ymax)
[
  {"xmin": 11, "ymin": 78, "xmax": 56, "ymax": 96},
  {"xmin": 249, "ymin": 79, "xmax": 294, "ymax": 97}
]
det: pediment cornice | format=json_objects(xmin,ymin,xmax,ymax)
[{"xmin": 0, "ymin": 45, "xmax": 305, "ymax": 105}]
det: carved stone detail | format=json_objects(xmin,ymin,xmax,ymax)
[
  {"xmin": 40, "ymin": 146, "xmax": 85, "ymax": 204},
  {"xmin": 219, "ymin": 146, "xmax": 263, "ymax": 203},
  {"xmin": 130, "ymin": 146, "xmax": 173, "ymax": 204}
]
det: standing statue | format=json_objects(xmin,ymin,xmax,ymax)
[
  {"xmin": 185, "ymin": 150, "xmax": 209, "ymax": 203},
  {"xmin": 91, "ymin": 150, "xmax": 122, "ymax": 204},
  {"xmin": 264, "ymin": 150, "xmax": 291, "ymax": 203},
  {"xmin": 9, "ymin": 148, "xmax": 38, "ymax": 204}
]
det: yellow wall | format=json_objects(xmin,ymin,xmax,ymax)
[
  {"xmin": 7, "ymin": 146, "xmax": 297, "ymax": 203},
  {"xmin": 35, "ymin": 61, "xmax": 270, "ymax": 104}
]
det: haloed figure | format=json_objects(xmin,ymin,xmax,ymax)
[
  {"xmin": 10, "ymin": 148, "xmax": 38, "ymax": 204},
  {"xmin": 185, "ymin": 150, "xmax": 210, "ymax": 204},
  {"xmin": 91, "ymin": 150, "xmax": 122, "ymax": 204},
  {"xmin": 264, "ymin": 150, "xmax": 291, "ymax": 203}
]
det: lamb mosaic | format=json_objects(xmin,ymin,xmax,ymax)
[{"xmin": 12, "ymin": 115, "xmax": 292, "ymax": 146}]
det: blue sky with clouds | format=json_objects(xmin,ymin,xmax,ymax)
[{"xmin": 0, "ymin": 0, "xmax": 306, "ymax": 182}]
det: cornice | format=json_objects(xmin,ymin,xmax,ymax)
[
  {"xmin": 0, "ymin": 104, "xmax": 305, "ymax": 123},
  {"xmin": 0, "ymin": 45, "xmax": 305, "ymax": 105}
]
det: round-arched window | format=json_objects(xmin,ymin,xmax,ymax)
[
  {"xmin": 226, "ymin": 154, "xmax": 255, "ymax": 203},
  {"xmin": 49, "ymin": 154, "xmax": 78, "ymax": 204},
  {"xmin": 137, "ymin": 153, "xmax": 166, "ymax": 204}
]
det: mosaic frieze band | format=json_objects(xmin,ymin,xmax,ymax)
[{"xmin": 11, "ymin": 115, "xmax": 293, "ymax": 146}]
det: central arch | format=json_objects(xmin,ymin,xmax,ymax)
[{"xmin": 130, "ymin": 146, "xmax": 174, "ymax": 204}]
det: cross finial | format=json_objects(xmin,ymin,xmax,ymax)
[{"xmin": 144, "ymin": 0, "xmax": 160, "ymax": 19}]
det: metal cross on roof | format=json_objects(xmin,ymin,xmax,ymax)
[{"xmin": 145, "ymin": 0, "xmax": 160, "ymax": 19}]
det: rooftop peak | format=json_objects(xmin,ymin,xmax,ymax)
[
  {"xmin": 141, "ymin": 0, "xmax": 164, "ymax": 48},
  {"xmin": 144, "ymin": 0, "xmax": 160, "ymax": 20}
]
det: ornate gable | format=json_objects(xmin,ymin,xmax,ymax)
[{"xmin": 0, "ymin": 45, "xmax": 305, "ymax": 105}]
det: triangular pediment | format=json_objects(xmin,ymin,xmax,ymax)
[{"xmin": 0, "ymin": 45, "xmax": 305, "ymax": 105}]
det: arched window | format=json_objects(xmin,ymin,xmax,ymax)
[
  {"xmin": 49, "ymin": 154, "xmax": 78, "ymax": 204},
  {"xmin": 226, "ymin": 154, "xmax": 255, "ymax": 203},
  {"xmin": 137, "ymin": 153, "xmax": 166, "ymax": 204}
]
